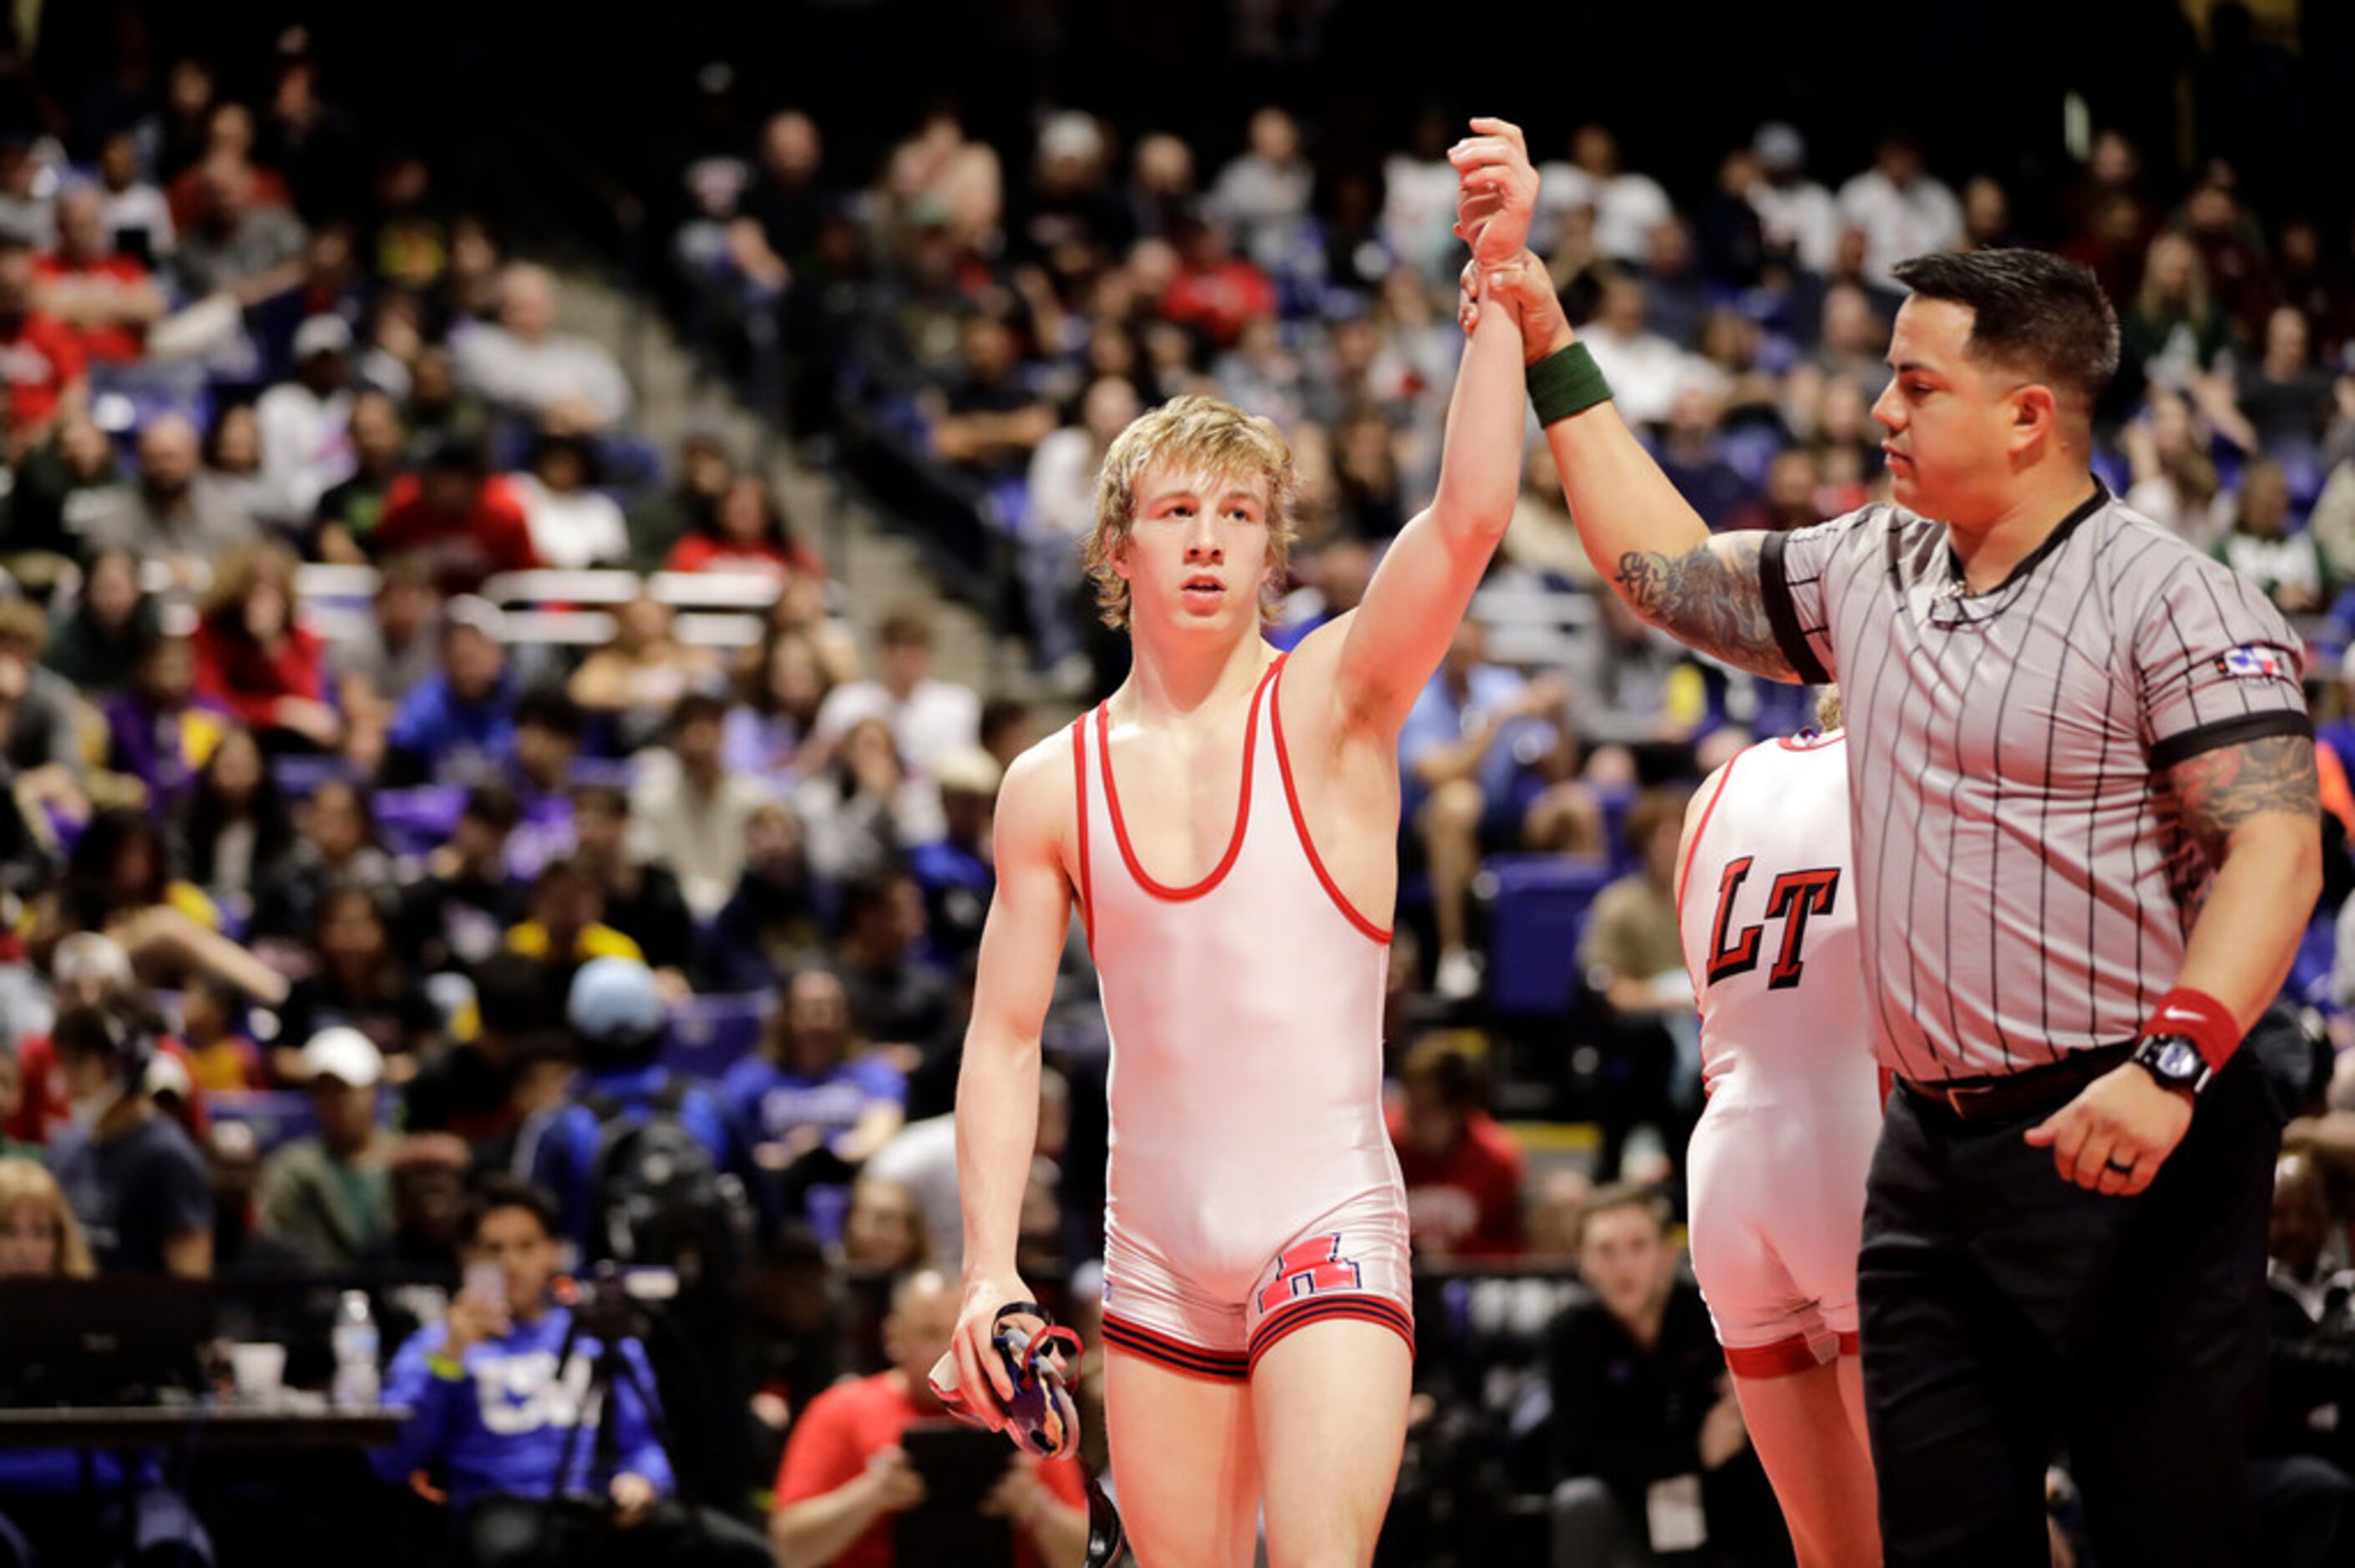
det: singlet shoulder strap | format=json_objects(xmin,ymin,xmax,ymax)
[{"xmin": 1266, "ymin": 653, "xmax": 1391, "ymax": 944}]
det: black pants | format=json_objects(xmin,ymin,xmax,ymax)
[
  {"xmin": 1859, "ymin": 1050, "xmax": 2278, "ymax": 1566},
  {"xmin": 461, "ymin": 1496, "xmax": 770, "ymax": 1568}
]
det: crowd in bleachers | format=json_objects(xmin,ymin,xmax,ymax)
[{"xmin": 3, "ymin": 4, "xmax": 2355, "ymax": 1566}]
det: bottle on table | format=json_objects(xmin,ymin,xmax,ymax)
[{"xmin": 331, "ymin": 1290, "xmax": 380, "ymax": 1409}]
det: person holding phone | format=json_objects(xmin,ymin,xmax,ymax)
[
  {"xmin": 772, "ymin": 1268, "xmax": 1089, "ymax": 1568},
  {"xmin": 371, "ymin": 1174, "xmax": 768, "ymax": 1566}
]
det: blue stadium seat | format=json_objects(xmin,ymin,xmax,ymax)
[
  {"xmin": 663, "ymin": 993, "xmax": 771, "ymax": 1080},
  {"xmin": 209, "ymin": 1090, "xmax": 322, "ymax": 1156},
  {"xmin": 373, "ymin": 786, "xmax": 466, "ymax": 857},
  {"xmin": 1484, "ymin": 854, "xmax": 1615, "ymax": 1019}
]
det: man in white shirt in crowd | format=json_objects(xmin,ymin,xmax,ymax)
[
  {"xmin": 1745, "ymin": 123, "xmax": 1839, "ymax": 276},
  {"xmin": 1836, "ymin": 134, "xmax": 1962, "ymax": 287},
  {"xmin": 453, "ymin": 261, "xmax": 631, "ymax": 430},
  {"xmin": 254, "ymin": 314, "xmax": 355, "ymax": 529},
  {"xmin": 810, "ymin": 609, "xmax": 981, "ymax": 781},
  {"xmin": 1537, "ymin": 124, "xmax": 1672, "ymax": 266}
]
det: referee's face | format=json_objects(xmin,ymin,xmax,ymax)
[{"xmin": 1874, "ymin": 296, "xmax": 2038, "ymax": 530}]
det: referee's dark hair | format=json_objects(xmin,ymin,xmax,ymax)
[{"xmin": 1892, "ymin": 249, "xmax": 2121, "ymax": 413}]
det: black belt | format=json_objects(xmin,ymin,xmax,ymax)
[{"xmin": 1899, "ymin": 1042, "xmax": 2135, "ymax": 1125}]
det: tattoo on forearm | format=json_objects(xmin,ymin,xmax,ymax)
[
  {"xmin": 2168, "ymin": 735, "xmax": 2320, "ymax": 862},
  {"xmin": 1613, "ymin": 537, "xmax": 1797, "ymax": 680}
]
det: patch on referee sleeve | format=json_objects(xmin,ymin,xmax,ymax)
[{"xmin": 2215, "ymin": 645, "xmax": 2293, "ymax": 681}]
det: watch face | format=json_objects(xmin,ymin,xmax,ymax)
[{"xmin": 2157, "ymin": 1039, "xmax": 2201, "ymax": 1080}]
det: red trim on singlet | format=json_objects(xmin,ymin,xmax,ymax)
[
  {"xmin": 1070, "ymin": 716, "xmax": 1094, "ymax": 948},
  {"xmin": 1101, "ymin": 1313, "xmax": 1249, "ymax": 1382},
  {"xmin": 1096, "ymin": 659, "xmax": 1279, "ymax": 902},
  {"xmin": 1267, "ymin": 654, "xmax": 1393, "ymax": 945},
  {"xmin": 1674, "ymin": 746, "xmax": 1745, "ymax": 920},
  {"xmin": 1723, "ymin": 1333, "xmax": 1826, "ymax": 1380},
  {"xmin": 1836, "ymin": 1330, "xmax": 1861, "ymax": 1358},
  {"xmin": 1247, "ymin": 1294, "xmax": 1416, "ymax": 1373}
]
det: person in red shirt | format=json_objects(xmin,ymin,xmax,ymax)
[
  {"xmin": 1157, "ymin": 218, "xmax": 1277, "ymax": 348},
  {"xmin": 8, "ymin": 932, "xmax": 211, "ymax": 1147},
  {"xmin": 663, "ymin": 473, "xmax": 823, "ymax": 581},
  {"xmin": 0, "ymin": 240, "xmax": 86, "ymax": 454},
  {"xmin": 189, "ymin": 541, "xmax": 342, "ymax": 752},
  {"xmin": 772, "ymin": 1268, "xmax": 1090, "ymax": 1568},
  {"xmin": 372, "ymin": 438, "xmax": 539, "ymax": 594},
  {"xmin": 1388, "ymin": 1034, "xmax": 1527, "ymax": 1260},
  {"xmin": 33, "ymin": 188, "xmax": 166, "ymax": 364}
]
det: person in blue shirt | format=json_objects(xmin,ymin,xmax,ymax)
[
  {"xmin": 372, "ymin": 1174, "xmax": 767, "ymax": 1565},
  {"xmin": 523, "ymin": 958, "xmax": 738, "ymax": 1251},
  {"xmin": 384, "ymin": 599, "xmax": 520, "ymax": 787},
  {"xmin": 718, "ymin": 963, "xmax": 905, "ymax": 1245}
]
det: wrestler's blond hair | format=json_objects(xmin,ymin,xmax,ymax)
[{"xmin": 1084, "ymin": 395, "xmax": 1298, "ymax": 630}]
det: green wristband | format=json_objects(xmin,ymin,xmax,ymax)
[{"xmin": 1527, "ymin": 341, "xmax": 1612, "ymax": 426}]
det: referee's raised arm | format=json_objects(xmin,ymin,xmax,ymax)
[{"xmin": 1451, "ymin": 119, "xmax": 1803, "ymax": 685}]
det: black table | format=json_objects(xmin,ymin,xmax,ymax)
[{"xmin": 0, "ymin": 1404, "xmax": 408, "ymax": 1449}]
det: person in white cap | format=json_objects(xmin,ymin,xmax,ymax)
[
  {"xmin": 254, "ymin": 312, "xmax": 356, "ymax": 527},
  {"xmin": 255, "ymin": 1027, "xmax": 394, "ymax": 1267}
]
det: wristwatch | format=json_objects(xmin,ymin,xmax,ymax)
[{"xmin": 2132, "ymin": 1034, "xmax": 2212, "ymax": 1097}]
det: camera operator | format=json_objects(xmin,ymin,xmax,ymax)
[
  {"xmin": 370, "ymin": 1175, "xmax": 767, "ymax": 1566},
  {"xmin": 772, "ymin": 1267, "xmax": 1089, "ymax": 1567}
]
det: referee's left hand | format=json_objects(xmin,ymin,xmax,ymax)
[{"xmin": 2025, "ymin": 1064, "xmax": 2193, "ymax": 1196}]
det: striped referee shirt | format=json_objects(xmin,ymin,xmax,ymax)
[{"xmin": 1757, "ymin": 483, "xmax": 2312, "ymax": 1084}]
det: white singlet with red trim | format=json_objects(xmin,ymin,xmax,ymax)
[
  {"xmin": 1075, "ymin": 653, "xmax": 1414, "ymax": 1377},
  {"xmin": 1676, "ymin": 731, "xmax": 1883, "ymax": 1369}
]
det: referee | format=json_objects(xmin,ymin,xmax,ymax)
[{"xmin": 1453, "ymin": 119, "xmax": 2322, "ymax": 1565}]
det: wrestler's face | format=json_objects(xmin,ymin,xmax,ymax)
[
  {"xmin": 1117, "ymin": 463, "xmax": 1274, "ymax": 639},
  {"xmin": 1872, "ymin": 296, "xmax": 2047, "ymax": 530}
]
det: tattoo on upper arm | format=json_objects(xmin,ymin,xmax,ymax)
[
  {"xmin": 1613, "ymin": 535, "xmax": 1797, "ymax": 681},
  {"xmin": 2167, "ymin": 735, "xmax": 2320, "ymax": 862}
]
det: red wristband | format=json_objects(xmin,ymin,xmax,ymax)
[{"xmin": 2144, "ymin": 987, "xmax": 2241, "ymax": 1073}]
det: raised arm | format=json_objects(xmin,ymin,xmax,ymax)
[
  {"xmin": 1453, "ymin": 122, "xmax": 1798, "ymax": 682},
  {"xmin": 945, "ymin": 735, "xmax": 1076, "ymax": 1427},
  {"xmin": 1309, "ymin": 122, "xmax": 1533, "ymax": 738}
]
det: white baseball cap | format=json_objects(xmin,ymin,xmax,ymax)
[
  {"xmin": 301, "ymin": 1027, "xmax": 384, "ymax": 1088},
  {"xmin": 293, "ymin": 314, "xmax": 354, "ymax": 360}
]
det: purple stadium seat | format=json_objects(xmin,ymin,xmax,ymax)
[
  {"xmin": 1483, "ymin": 854, "xmax": 1615, "ymax": 1019},
  {"xmin": 208, "ymin": 1090, "xmax": 322, "ymax": 1156},
  {"xmin": 663, "ymin": 993, "xmax": 771, "ymax": 1080},
  {"xmin": 373, "ymin": 786, "xmax": 466, "ymax": 858}
]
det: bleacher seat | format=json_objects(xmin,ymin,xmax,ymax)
[
  {"xmin": 1482, "ymin": 854, "xmax": 1615, "ymax": 1019},
  {"xmin": 209, "ymin": 1090, "xmax": 322, "ymax": 1156},
  {"xmin": 663, "ymin": 993, "xmax": 771, "ymax": 1080}
]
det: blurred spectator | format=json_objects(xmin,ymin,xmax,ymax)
[
  {"xmin": 2214, "ymin": 459, "xmax": 2329, "ymax": 615},
  {"xmin": 813, "ymin": 609, "xmax": 980, "ymax": 781},
  {"xmin": 1578, "ymin": 790, "xmax": 1701, "ymax": 1182},
  {"xmin": 2127, "ymin": 231, "xmax": 2235, "ymax": 383},
  {"xmin": 332, "ymin": 556, "xmax": 440, "ymax": 772},
  {"xmin": 1389, "ymin": 1036, "xmax": 1525, "ymax": 1261},
  {"xmin": 1568, "ymin": 592, "xmax": 1711, "ymax": 750},
  {"xmin": 1638, "ymin": 218, "xmax": 1710, "ymax": 353},
  {"xmin": 385, "ymin": 598, "xmax": 519, "ymax": 784},
  {"xmin": 513, "ymin": 430, "xmax": 628, "ymax": 569},
  {"xmin": 165, "ymin": 104, "xmax": 293, "ymax": 230},
  {"xmin": 279, "ymin": 885, "xmax": 440, "ymax": 1075},
  {"xmin": 771, "ymin": 1267, "xmax": 1089, "ymax": 1567},
  {"xmin": 6, "ymin": 412, "xmax": 119, "ymax": 569},
  {"xmin": 0, "ymin": 599, "xmax": 89, "ymax": 801},
  {"xmin": 665, "ymin": 472, "xmax": 818, "ymax": 580},
  {"xmin": 1539, "ymin": 124, "xmax": 1674, "ymax": 266},
  {"xmin": 1159, "ymin": 219, "xmax": 1279, "ymax": 351},
  {"xmin": 723, "ymin": 963, "xmax": 904, "ymax": 1231},
  {"xmin": 2177, "ymin": 169, "xmax": 2275, "ymax": 345},
  {"xmin": 704, "ymin": 801, "xmax": 827, "ymax": 991},
  {"xmin": 570, "ymin": 783, "xmax": 696, "ymax": 989},
  {"xmin": 911, "ymin": 748, "xmax": 999, "ymax": 964},
  {"xmin": 47, "ymin": 997, "xmax": 211, "ymax": 1276},
  {"xmin": 255, "ymin": 1027, "xmax": 394, "ymax": 1266},
  {"xmin": 0, "ymin": 239, "xmax": 85, "ymax": 457},
  {"xmin": 403, "ymin": 952, "xmax": 543, "ymax": 1154},
  {"xmin": 0, "ymin": 139, "xmax": 53, "ymax": 255},
  {"xmin": 396, "ymin": 781, "xmax": 526, "ymax": 974},
  {"xmin": 453, "ymin": 261, "xmax": 631, "ymax": 430},
  {"xmin": 504, "ymin": 689, "xmax": 585, "ymax": 878},
  {"xmin": 102, "ymin": 627, "xmax": 230, "ymax": 811},
  {"xmin": 0, "ymin": 1156, "xmax": 218, "ymax": 1566},
  {"xmin": 310, "ymin": 389, "xmax": 408, "ymax": 559},
  {"xmin": 724, "ymin": 625, "xmax": 832, "ymax": 779},
  {"xmin": 40, "ymin": 545, "xmax": 153, "ymax": 696},
  {"xmin": 171, "ymin": 153, "xmax": 306, "ymax": 302},
  {"xmin": 259, "ymin": 40, "xmax": 362, "ymax": 223},
  {"xmin": 1124, "ymin": 132, "xmax": 1195, "ymax": 245},
  {"xmin": 1836, "ymin": 134, "xmax": 1962, "ymax": 286},
  {"xmin": 173, "ymin": 726, "xmax": 296, "ymax": 916},
  {"xmin": 836, "ymin": 868, "xmax": 952, "ymax": 1050},
  {"xmin": 1580, "ymin": 274, "xmax": 1698, "ymax": 427},
  {"xmin": 1654, "ymin": 387, "xmax": 1749, "ymax": 532},
  {"xmin": 728, "ymin": 110, "xmax": 833, "ymax": 292},
  {"xmin": 76, "ymin": 412, "xmax": 258, "ymax": 578},
  {"xmin": 189, "ymin": 542, "xmax": 342, "ymax": 752},
  {"xmin": 1021, "ymin": 375, "xmax": 1139, "ymax": 674},
  {"xmin": 882, "ymin": 110, "xmax": 1002, "ymax": 255},
  {"xmin": 797, "ymin": 716, "xmax": 937, "ymax": 886},
  {"xmin": 33, "ymin": 185, "xmax": 165, "ymax": 367},
  {"xmin": 1208, "ymin": 106, "xmax": 1313, "ymax": 274},
  {"xmin": 630, "ymin": 692, "xmax": 772, "ymax": 917},
  {"xmin": 176, "ymin": 974, "xmax": 263, "ymax": 1091},
  {"xmin": 48, "ymin": 806, "xmax": 285, "ymax": 1004},
  {"xmin": 570, "ymin": 594, "xmax": 723, "ymax": 752},
  {"xmin": 1402, "ymin": 620, "xmax": 1571, "ymax": 1002},
  {"xmin": 372, "ymin": 1175, "xmax": 771, "ymax": 1565},
  {"xmin": 251, "ymin": 776, "xmax": 400, "ymax": 943},
  {"xmin": 926, "ymin": 314, "xmax": 1056, "ymax": 479},
  {"xmin": 200, "ymin": 402, "xmax": 271, "ymax": 523},
  {"xmin": 2122, "ymin": 389, "xmax": 2231, "ymax": 549},
  {"xmin": 628, "ymin": 429, "xmax": 732, "ymax": 572},
  {"xmin": 2236, "ymin": 306, "xmax": 2336, "ymax": 461},
  {"xmin": 372, "ymin": 438, "xmax": 539, "ymax": 594},
  {"xmin": 254, "ymin": 313, "xmax": 357, "ymax": 529},
  {"xmin": 507, "ymin": 858, "xmax": 646, "ymax": 1019},
  {"xmin": 1547, "ymin": 1185, "xmax": 1782, "ymax": 1565},
  {"xmin": 2252, "ymin": 1150, "xmax": 2355, "ymax": 1565},
  {"xmin": 1745, "ymin": 123, "xmax": 1839, "ymax": 276},
  {"xmin": 94, "ymin": 131, "xmax": 174, "ymax": 266}
]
